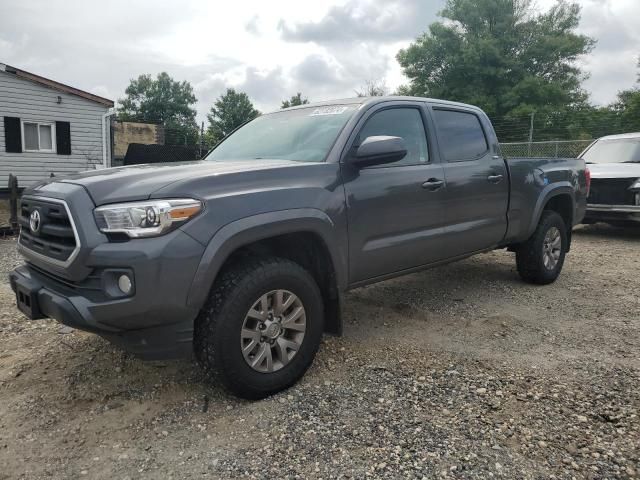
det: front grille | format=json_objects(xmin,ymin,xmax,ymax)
[
  {"xmin": 588, "ymin": 178, "xmax": 637, "ymax": 206},
  {"xmin": 18, "ymin": 197, "xmax": 78, "ymax": 264},
  {"xmin": 29, "ymin": 264, "xmax": 102, "ymax": 292}
]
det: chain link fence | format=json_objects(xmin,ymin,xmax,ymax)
[
  {"xmin": 499, "ymin": 140, "xmax": 594, "ymax": 158},
  {"xmin": 112, "ymin": 118, "xmax": 599, "ymax": 164}
]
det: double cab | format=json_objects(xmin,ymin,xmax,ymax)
[{"xmin": 10, "ymin": 97, "xmax": 588, "ymax": 398}]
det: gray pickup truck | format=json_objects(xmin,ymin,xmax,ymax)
[{"xmin": 10, "ymin": 97, "xmax": 588, "ymax": 398}]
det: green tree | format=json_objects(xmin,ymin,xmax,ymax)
[
  {"xmin": 615, "ymin": 60, "xmax": 640, "ymax": 132},
  {"xmin": 117, "ymin": 72, "xmax": 198, "ymax": 144},
  {"xmin": 617, "ymin": 90, "xmax": 640, "ymax": 132},
  {"xmin": 281, "ymin": 92, "xmax": 309, "ymax": 109},
  {"xmin": 397, "ymin": 0, "xmax": 594, "ymax": 122},
  {"xmin": 207, "ymin": 88, "xmax": 260, "ymax": 144}
]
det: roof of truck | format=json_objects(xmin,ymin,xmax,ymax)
[
  {"xmin": 597, "ymin": 132, "xmax": 640, "ymax": 141},
  {"xmin": 276, "ymin": 96, "xmax": 483, "ymax": 114}
]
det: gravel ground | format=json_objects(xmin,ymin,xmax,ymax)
[{"xmin": 0, "ymin": 224, "xmax": 639, "ymax": 479}]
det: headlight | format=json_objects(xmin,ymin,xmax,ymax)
[{"xmin": 94, "ymin": 199, "xmax": 203, "ymax": 238}]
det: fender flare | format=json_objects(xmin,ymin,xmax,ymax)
[
  {"xmin": 526, "ymin": 182, "xmax": 576, "ymax": 238},
  {"xmin": 186, "ymin": 208, "xmax": 347, "ymax": 310}
]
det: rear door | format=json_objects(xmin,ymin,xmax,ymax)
[
  {"xmin": 430, "ymin": 106, "xmax": 509, "ymax": 257},
  {"xmin": 342, "ymin": 102, "xmax": 447, "ymax": 284}
]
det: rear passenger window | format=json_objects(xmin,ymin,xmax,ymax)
[
  {"xmin": 356, "ymin": 108, "xmax": 429, "ymax": 166},
  {"xmin": 433, "ymin": 109, "xmax": 488, "ymax": 162}
]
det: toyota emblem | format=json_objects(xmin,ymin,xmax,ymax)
[{"xmin": 29, "ymin": 209, "xmax": 41, "ymax": 234}]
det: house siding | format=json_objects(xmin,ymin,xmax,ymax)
[{"xmin": 0, "ymin": 70, "xmax": 110, "ymax": 189}]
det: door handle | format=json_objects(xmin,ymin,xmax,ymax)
[
  {"xmin": 487, "ymin": 174, "xmax": 504, "ymax": 183},
  {"xmin": 422, "ymin": 178, "xmax": 444, "ymax": 191}
]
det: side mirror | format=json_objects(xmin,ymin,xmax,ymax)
[{"xmin": 351, "ymin": 136, "xmax": 408, "ymax": 168}]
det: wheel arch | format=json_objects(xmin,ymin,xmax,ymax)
[
  {"xmin": 527, "ymin": 183, "xmax": 575, "ymax": 246},
  {"xmin": 187, "ymin": 209, "xmax": 347, "ymax": 335}
]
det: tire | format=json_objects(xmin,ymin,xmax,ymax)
[
  {"xmin": 194, "ymin": 256, "xmax": 324, "ymax": 399},
  {"xmin": 516, "ymin": 211, "xmax": 568, "ymax": 285}
]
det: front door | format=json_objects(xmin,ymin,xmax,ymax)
[
  {"xmin": 342, "ymin": 103, "xmax": 448, "ymax": 284},
  {"xmin": 430, "ymin": 107, "xmax": 509, "ymax": 258}
]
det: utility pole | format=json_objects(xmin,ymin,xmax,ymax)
[{"xmin": 528, "ymin": 112, "xmax": 535, "ymax": 156}]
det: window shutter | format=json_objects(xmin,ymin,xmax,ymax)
[
  {"xmin": 56, "ymin": 121, "xmax": 71, "ymax": 155},
  {"xmin": 4, "ymin": 117, "xmax": 22, "ymax": 153}
]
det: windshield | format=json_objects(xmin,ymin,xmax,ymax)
[
  {"xmin": 205, "ymin": 105, "xmax": 358, "ymax": 163},
  {"xmin": 581, "ymin": 138, "xmax": 640, "ymax": 164}
]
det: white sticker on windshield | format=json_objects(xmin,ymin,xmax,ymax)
[{"xmin": 309, "ymin": 106, "xmax": 350, "ymax": 116}]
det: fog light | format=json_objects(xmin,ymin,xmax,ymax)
[{"xmin": 118, "ymin": 274, "xmax": 132, "ymax": 294}]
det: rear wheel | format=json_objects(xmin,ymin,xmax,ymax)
[
  {"xmin": 516, "ymin": 211, "xmax": 568, "ymax": 285},
  {"xmin": 194, "ymin": 256, "xmax": 324, "ymax": 399}
]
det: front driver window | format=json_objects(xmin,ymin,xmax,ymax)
[{"xmin": 356, "ymin": 108, "xmax": 429, "ymax": 166}]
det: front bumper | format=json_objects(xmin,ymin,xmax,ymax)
[
  {"xmin": 10, "ymin": 227, "xmax": 206, "ymax": 360},
  {"xmin": 584, "ymin": 204, "xmax": 640, "ymax": 223}
]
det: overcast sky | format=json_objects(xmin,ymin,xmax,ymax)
[{"xmin": 1, "ymin": 0, "xmax": 638, "ymax": 122}]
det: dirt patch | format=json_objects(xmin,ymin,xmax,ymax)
[{"xmin": 0, "ymin": 224, "xmax": 639, "ymax": 479}]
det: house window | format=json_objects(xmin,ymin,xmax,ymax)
[{"xmin": 21, "ymin": 121, "xmax": 56, "ymax": 153}]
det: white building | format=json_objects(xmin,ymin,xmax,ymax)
[{"xmin": 0, "ymin": 63, "xmax": 114, "ymax": 190}]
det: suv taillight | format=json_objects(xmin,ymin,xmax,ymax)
[{"xmin": 585, "ymin": 168, "xmax": 591, "ymax": 197}]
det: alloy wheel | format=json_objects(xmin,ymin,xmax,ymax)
[
  {"xmin": 240, "ymin": 290, "xmax": 306, "ymax": 373},
  {"xmin": 542, "ymin": 226, "xmax": 562, "ymax": 270}
]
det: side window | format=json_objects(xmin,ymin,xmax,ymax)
[
  {"xmin": 433, "ymin": 109, "xmax": 488, "ymax": 162},
  {"xmin": 356, "ymin": 108, "xmax": 429, "ymax": 166}
]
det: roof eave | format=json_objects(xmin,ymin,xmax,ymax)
[{"xmin": 0, "ymin": 63, "xmax": 114, "ymax": 107}]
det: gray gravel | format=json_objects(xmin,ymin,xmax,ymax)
[{"xmin": 0, "ymin": 224, "xmax": 639, "ymax": 479}]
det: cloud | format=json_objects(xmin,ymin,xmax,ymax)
[
  {"xmin": 0, "ymin": 0, "xmax": 242, "ymax": 120},
  {"xmin": 0, "ymin": 0, "xmax": 637, "ymax": 122},
  {"xmin": 240, "ymin": 67, "xmax": 288, "ymax": 105},
  {"xmin": 245, "ymin": 15, "xmax": 261, "ymax": 35},
  {"xmin": 576, "ymin": 0, "xmax": 640, "ymax": 103},
  {"xmin": 277, "ymin": 0, "xmax": 432, "ymax": 101},
  {"xmin": 293, "ymin": 55, "xmax": 342, "ymax": 86},
  {"xmin": 278, "ymin": 0, "xmax": 440, "ymax": 44}
]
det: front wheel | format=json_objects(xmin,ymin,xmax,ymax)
[
  {"xmin": 516, "ymin": 211, "xmax": 568, "ymax": 285},
  {"xmin": 194, "ymin": 257, "xmax": 324, "ymax": 399}
]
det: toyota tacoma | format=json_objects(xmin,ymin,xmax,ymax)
[{"xmin": 10, "ymin": 97, "xmax": 588, "ymax": 399}]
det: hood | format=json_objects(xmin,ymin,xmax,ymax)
[
  {"xmin": 587, "ymin": 162, "xmax": 640, "ymax": 180},
  {"xmin": 27, "ymin": 160, "xmax": 308, "ymax": 205}
]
